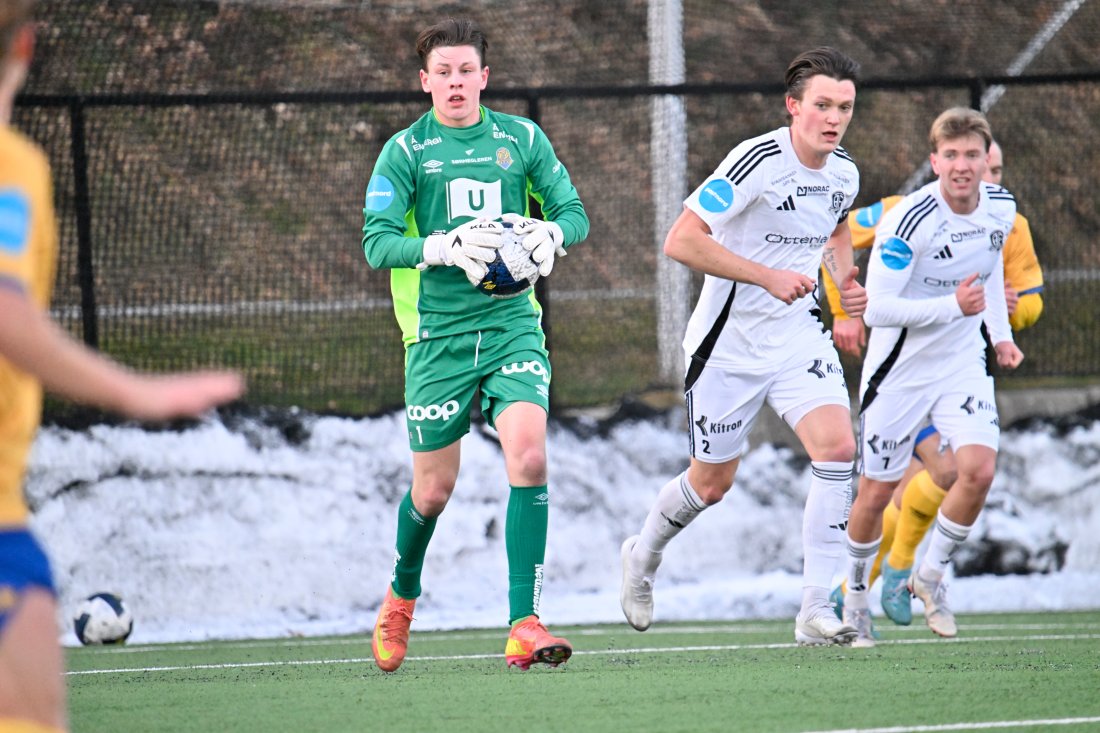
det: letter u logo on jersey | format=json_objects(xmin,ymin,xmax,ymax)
[
  {"xmin": 447, "ymin": 178, "xmax": 502, "ymax": 222},
  {"xmin": 501, "ymin": 360, "xmax": 549, "ymax": 383}
]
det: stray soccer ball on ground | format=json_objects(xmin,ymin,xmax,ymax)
[
  {"xmin": 73, "ymin": 591, "xmax": 134, "ymax": 645},
  {"xmin": 475, "ymin": 222, "xmax": 540, "ymax": 299}
]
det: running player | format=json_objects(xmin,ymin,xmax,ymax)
[
  {"xmin": 841, "ymin": 108, "xmax": 1024, "ymax": 646},
  {"xmin": 360, "ymin": 17, "xmax": 589, "ymax": 672},
  {"xmin": 826, "ymin": 139, "xmax": 1043, "ymax": 628},
  {"xmin": 619, "ymin": 47, "xmax": 866, "ymax": 646},
  {"xmin": 0, "ymin": 3, "xmax": 244, "ymax": 729}
]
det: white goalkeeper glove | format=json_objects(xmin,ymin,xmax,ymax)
[
  {"xmin": 418, "ymin": 218, "xmax": 504, "ymax": 286},
  {"xmin": 503, "ymin": 213, "xmax": 566, "ymax": 277}
]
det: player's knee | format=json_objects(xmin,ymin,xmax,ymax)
[
  {"xmin": 508, "ymin": 446, "xmax": 547, "ymax": 486},
  {"xmin": 817, "ymin": 436, "xmax": 855, "ymax": 463},
  {"xmin": 926, "ymin": 464, "xmax": 957, "ymax": 490},
  {"xmin": 691, "ymin": 478, "xmax": 733, "ymax": 505},
  {"xmin": 956, "ymin": 461, "xmax": 995, "ymax": 491},
  {"xmin": 413, "ymin": 480, "xmax": 456, "ymax": 517}
]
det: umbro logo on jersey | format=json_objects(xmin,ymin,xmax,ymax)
[
  {"xmin": 423, "ymin": 160, "xmax": 444, "ymax": 172},
  {"xmin": 932, "ymin": 244, "xmax": 954, "ymax": 260},
  {"xmin": 776, "ymin": 195, "xmax": 796, "ymax": 211}
]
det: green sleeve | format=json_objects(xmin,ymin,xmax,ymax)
[
  {"xmin": 527, "ymin": 126, "xmax": 589, "ymax": 248},
  {"xmin": 361, "ymin": 135, "xmax": 425, "ymax": 270}
]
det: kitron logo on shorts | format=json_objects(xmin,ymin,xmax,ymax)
[
  {"xmin": 880, "ymin": 236, "xmax": 914, "ymax": 270},
  {"xmin": 0, "ymin": 190, "xmax": 30, "ymax": 254},
  {"xmin": 364, "ymin": 175, "xmax": 395, "ymax": 212},
  {"xmin": 699, "ymin": 178, "xmax": 733, "ymax": 213}
]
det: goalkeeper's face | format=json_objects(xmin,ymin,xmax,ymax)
[{"xmin": 419, "ymin": 44, "xmax": 489, "ymax": 129}]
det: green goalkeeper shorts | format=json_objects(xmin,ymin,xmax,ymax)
[{"xmin": 404, "ymin": 328, "xmax": 551, "ymax": 451}]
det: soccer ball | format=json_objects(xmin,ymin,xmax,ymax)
[
  {"xmin": 474, "ymin": 221, "xmax": 540, "ymax": 299},
  {"xmin": 73, "ymin": 592, "xmax": 133, "ymax": 645}
]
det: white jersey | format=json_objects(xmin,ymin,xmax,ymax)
[
  {"xmin": 860, "ymin": 180, "xmax": 1016, "ymax": 404},
  {"xmin": 681, "ymin": 127, "xmax": 859, "ymax": 373}
]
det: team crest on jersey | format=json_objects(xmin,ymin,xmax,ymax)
[
  {"xmin": 496, "ymin": 147, "xmax": 513, "ymax": 170},
  {"xmin": 989, "ymin": 230, "xmax": 1005, "ymax": 252},
  {"xmin": 830, "ymin": 191, "xmax": 846, "ymax": 215}
]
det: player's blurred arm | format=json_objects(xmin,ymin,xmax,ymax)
[
  {"xmin": 664, "ymin": 208, "xmax": 815, "ymax": 304},
  {"xmin": 1002, "ymin": 214, "xmax": 1044, "ymax": 331},
  {"xmin": 0, "ymin": 287, "xmax": 243, "ymax": 420}
]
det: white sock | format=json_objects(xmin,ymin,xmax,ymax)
[
  {"xmin": 633, "ymin": 471, "xmax": 706, "ymax": 577},
  {"xmin": 918, "ymin": 510, "xmax": 972, "ymax": 583},
  {"xmin": 803, "ymin": 461, "xmax": 853, "ymax": 591},
  {"xmin": 844, "ymin": 535, "xmax": 881, "ymax": 610}
]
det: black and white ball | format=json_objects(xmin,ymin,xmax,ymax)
[
  {"xmin": 474, "ymin": 221, "xmax": 540, "ymax": 299},
  {"xmin": 73, "ymin": 592, "xmax": 133, "ymax": 645}
]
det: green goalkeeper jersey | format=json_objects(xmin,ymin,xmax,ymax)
[{"xmin": 362, "ymin": 106, "xmax": 589, "ymax": 346}]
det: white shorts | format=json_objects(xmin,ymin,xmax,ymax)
[
  {"xmin": 684, "ymin": 342, "xmax": 850, "ymax": 463},
  {"xmin": 858, "ymin": 372, "xmax": 999, "ymax": 481}
]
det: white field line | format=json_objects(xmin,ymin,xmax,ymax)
[
  {"xmin": 801, "ymin": 716, "xmax": 1100, "ymax": 733},
  {"xmin": 66, "ymin": 631, "xmax": 1100, "ymax": 676},
  {"xmin": 72, "ymin": 620, "xmax": 1100, "ymax": 655}
]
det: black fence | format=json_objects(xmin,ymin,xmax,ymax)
[{"xmin": 15, "ymin": 70, "xmax": 1100, "ymax": 416}]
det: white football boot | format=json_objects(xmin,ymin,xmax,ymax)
[{"xmin": 620, "ymin": 535, "xmax": 655, "ymax": 631}]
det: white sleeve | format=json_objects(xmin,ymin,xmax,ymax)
[
  {"xmin": 983, "ymin": 244, "xmax": 1014, "ymax": 344},
  {"xmin": 684, "ymin": 141, "xmax": 765, "ymax": 230},
  {"xmin": 863, "ymin": 234, "xmax": 963, "ymax": 328}
]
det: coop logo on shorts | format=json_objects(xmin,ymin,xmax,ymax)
[
  {"xmin": 988, "ymin": 230, "xmax": 1006, "ymax": 252},
  {"xmin": 699, "ymin": 178, "xmax": 733, "ymax": 213},
  {"xmin": 880, "ymin": 236, "xmax": 913, "ymax": 270},
  {"xmin": 364, "ymin": 175, "xmax": 395, "ymax": 212},
  {"xmin": 0, "ymin": 190, "xmax": 30, "ymax": 254},
  {"xmin": 501, "ymin": 360, "xmax": 549, "ymax": 383},
  {"xmin": 407, "ymin": 400, "xmax": 460, "ymax": 422}
]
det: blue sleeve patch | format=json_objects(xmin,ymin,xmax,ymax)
[
  {"xmin": 0, "ymin": 190, "xmax": 30, "ymax": 255},
  {"xmin": 880, "ymin": 236, "xmax": 913, "ymax": 270},
  {"xmin": 364, "ymin": 175, "xmax": 396, "ymax": 212},
  {"xmin": 699, "ymin": 178, "xmax": 734, "ymax": 213},
  {"xmin": 854, "ymin": 200, "xmax": 884, "ymax": 229}
]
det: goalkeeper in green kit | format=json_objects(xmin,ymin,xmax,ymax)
[{"xmin": 361, "ymin": 16, "xmax": 589, "ymax": 672}]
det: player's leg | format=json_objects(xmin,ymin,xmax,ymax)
[
  {"xmin": 483, "ymin": 337, "xmax": 570, "ymax": 668},
  {"xmin": 844, "ymin": 390, "xmax": 926, "ymax": 641},
  {"xmin": 373, "ymin": 337, "xmax": 477, "ymax": 673},
  {"xmin": 889, "ymin": 430, "xmax": 956, "ymax": 570},
  {"xmin": 0, "ymin": 531, "xmax": 66, "ymax": 733},
  {"xmin": 910, "ymin": 380, "xmax": 1000, "ymax": 638},
  {"xmin": 780, "ymin": 344, "xmax": 858, "ymax": 645},
  {"xmin": 621, "ymin": 364, "xmax": 763, "ymax": 631}
]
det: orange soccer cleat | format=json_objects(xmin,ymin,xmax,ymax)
[
  {"xmin": 372, "ymin": 587, "xmax": 416, "ymax": 672},
  {"xmin": 504, "ymin": 615, "xmax": 572, "ymax": 670}
]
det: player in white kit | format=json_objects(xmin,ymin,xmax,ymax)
[
  {"xmin": 841, "ymin": 107, "xmax": 1024, "ymax": 646},
  {"xmin": 620, "ymin": 47, "xmax": 867, "ymax": 646}
]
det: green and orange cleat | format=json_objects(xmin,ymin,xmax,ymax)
[
  {"xmin": 372, "ymin": 587, "xmax": 416, "ymax": 673},
  {"xmin": 504, "ymin": 615, "xmax": 572, "ymax": 670}
]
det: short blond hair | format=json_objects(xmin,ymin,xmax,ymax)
[{"xmin": 929, "ymin": 107, "xmax": 992, "ymax": 153}]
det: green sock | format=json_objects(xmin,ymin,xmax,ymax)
[
  {"xmin": 391, "ymin": 489, "xmax": 437, "ymax": 599},
  {"xmin": 506, "ymin": 485, "xmax": 549, "ymax": 625}
]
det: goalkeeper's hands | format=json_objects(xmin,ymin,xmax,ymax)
[
  {"xmin": 419, "ymin": 218, "xmax": 504, "ymax": 286},
  {"xmin": 503, "ymin": 213, "xmax": 566, "ymax": 277}
]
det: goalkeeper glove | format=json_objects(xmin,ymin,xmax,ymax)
[
  {"xmin": 503, "ymin": 213, "xmax": 566, "ymax": 277},
  {"xmin": 418, "ymin": 218, "xmax": 503, "ymax": 286}
]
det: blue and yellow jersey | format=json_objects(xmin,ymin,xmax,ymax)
[
  {"xmin": 0, "ymin": 125, "xmax": 58, "ymax": 526},
  {"xmin": 824, "ymin": 195, "xmax": 1043, "ymax": 331}
]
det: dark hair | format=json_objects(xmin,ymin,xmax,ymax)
[
  {"xmin": 415, "ymin": 17, "xmax": 488, "ymax": 70},
  {"xmin": 784, "ymin": 47, "xmax": 860, "ymax": 100}
]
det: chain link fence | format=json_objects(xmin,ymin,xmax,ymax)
[{"xmin": 17, "ymin": 0, "xmax": 1100, "ymax": 416}]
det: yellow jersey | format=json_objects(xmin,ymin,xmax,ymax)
[
  {"xmin": 824, "ymin": 195, "xmax": 1044, "ymax": 331},
  {"xmin": 0, "ymin": 125, "xmax": 59, "ymax": 526}
]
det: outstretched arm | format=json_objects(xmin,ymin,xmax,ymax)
[{"xmin": 0, "ymin": 288, "xmax": 243, "ymax": 421}]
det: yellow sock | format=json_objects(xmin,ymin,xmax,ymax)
[
  {"xmin": 840, "ymin": 500, "xmax": 899, "ymax": 595},
  {"xmin": 890, "ymin": 469, "xmax": 947, "ymax": 569},
  {"xmin": 868, "ymin": 500, "xmax": 899, "ymax": 587}
]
